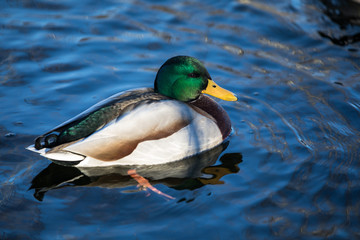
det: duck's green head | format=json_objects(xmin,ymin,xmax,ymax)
[{"xmin": 154, "ymin": 56, "xmax": 237, "ymax": 102}]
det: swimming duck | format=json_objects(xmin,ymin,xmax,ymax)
[{"xmin": 27, "ymin": 56, "xmax": 237, "ymax": 167}]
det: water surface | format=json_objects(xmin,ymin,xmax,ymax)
[{"xmin": 1, "ymin": 0, "xmax": 360, "ymax": 239}]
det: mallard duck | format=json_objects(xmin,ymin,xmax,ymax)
[{"xmin": 27, "ymin": 56, "xmax": 237, "ymax": 167}]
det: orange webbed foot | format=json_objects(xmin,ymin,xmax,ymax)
[{"xmin": 127, "ymin": 169, "xmax": 175, "ymax": 200}]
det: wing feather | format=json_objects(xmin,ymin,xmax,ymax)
[
  {"xmin": 63, "ymin": 100, "xmax": 194, "ymax": 161},
  {"xmin": 34, "ymin": 88, "xmax": 169, "ymax": 149}
]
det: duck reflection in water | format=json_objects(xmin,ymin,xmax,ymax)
[{"xmin": 30, "ymin": 142, "xmax": 242, "ymax": 202}]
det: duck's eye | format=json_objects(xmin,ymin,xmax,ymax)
[{"xmin": 188, "ymin": 72, "xmax": 200, "ymax": 78}]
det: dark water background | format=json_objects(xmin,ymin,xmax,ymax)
[{"xmin": 1, "ymin": 0, "xmax": 360, "ymax": 239}]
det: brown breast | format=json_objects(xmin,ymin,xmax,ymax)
[{"xmin": 188, "ymin": 95, "xmax": 232, "ymax": 140}]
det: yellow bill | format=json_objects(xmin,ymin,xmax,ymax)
[{"xmin": 202, "ymin": 79, "xmax": 237, "ymax": 101}]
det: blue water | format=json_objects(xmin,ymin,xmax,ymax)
[{"xmin": 1, "ymin": 0, "xmax": 360, "ymax": 239}]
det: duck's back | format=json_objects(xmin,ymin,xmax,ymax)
[{"xmin": 34, "ymin": 88, "xmax": 168, "ymax": 150}]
